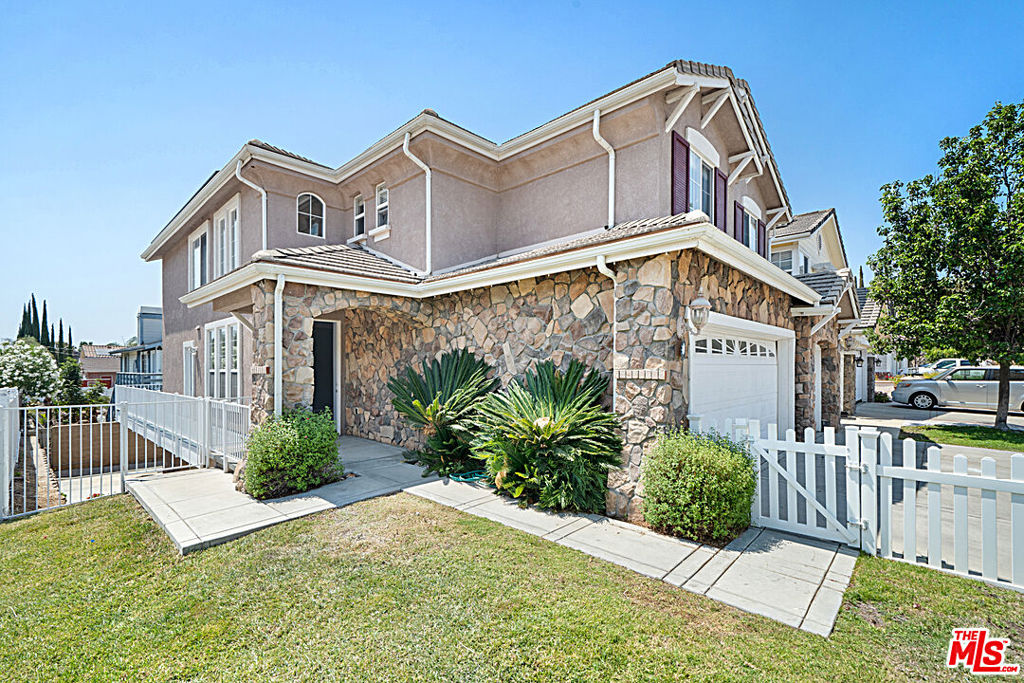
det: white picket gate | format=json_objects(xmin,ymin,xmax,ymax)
[{"xmin": 690, "ymin": 415, "xmax": 1024, "ymax": 592}]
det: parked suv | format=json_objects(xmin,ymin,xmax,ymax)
[{"xmin": 892, "ymin": 366, "xmax": 1024, "ymax": 411}]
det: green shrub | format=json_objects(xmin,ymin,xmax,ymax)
[
  {"xmin": 641, "ymin": 430, "xmax": 755, "ymax": 543},
  {"xmin": 388, "ymin": 349, "xmax": 498, "ymax": 476},
  {"xmin": 244, "ymin": 407, "xmax": 341, "ymax": 499},
  {"xmin": 469, "ymin": 360, "xmax": 622, "ymax": 513}
]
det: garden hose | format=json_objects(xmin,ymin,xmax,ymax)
[{"xmin": 449, "ymin": 470, "xmax": 488, "ymax": 483}]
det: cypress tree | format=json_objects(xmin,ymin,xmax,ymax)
[
  {"xmin": 858, "ymin": 265, "xmax": 865, "ymax": 288},
  {"xmin": 40, "ymin": 302, "xmax": 50, "ymax": 347},
  {"xmin": 58, "ymin": 320, "xmax": 64, "ymax": 359},
  {"xmin": 68, "ymin": 326, "xmax": 73, "ymax": 354},
  {"xmin": 50, "ymin": 323, "xmax": 55, "ymax": 350},
  {"xmin": 30, "ymin": 295, "xmax": 39, "ymax": 340},
  {"xmin": 18, "ymin": 304, "xmax": 28, "ymax": 338}
]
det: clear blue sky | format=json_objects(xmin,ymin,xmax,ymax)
[{"xmin": 1, "ymin": 1, "xmax": 1021, "ymax": 343}]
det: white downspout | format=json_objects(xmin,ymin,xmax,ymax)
[
  {"xmin": 402, "ymin": 132, "xmax": 432, "ymax": 275},
  {"xmin": 596, "ymin": 255, "xmax": 617, "ymax": 408},
  {"xmin": 592, "ymin": 109, "xmax": 616, "ymax": 229},
  {"xmin": 235, "ymin": 159, "xmax": 268, "ymax": 251},
  {"xmin": 273, "ymin": 274, "xmax": 285, "ymax": 417}
]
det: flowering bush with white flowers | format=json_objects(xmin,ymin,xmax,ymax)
[{"xmin": 0, "ymin": 339, "xmax": 59, "ymax": 404}]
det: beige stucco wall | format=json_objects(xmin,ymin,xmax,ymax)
[{"xmin": 155, "ymin": 82, "xmax": 789, "ymax": 400}]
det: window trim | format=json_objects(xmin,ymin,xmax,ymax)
[
  {"xmin": 296, "ymin": 192, "xmax": 326, "ymax": 239},
  {"xmin": 212, "ymin": 194, "xmax": 241, "ymax": 280},
  {"xmin": 771, "ymin": 249, "xmax": 794, "ymax": 273},
  {"xmin": 348, "ymin": 193, "xmax": 367, "ymax": 244},
  {"xmin": 688, "ymin": 148, "xmax": 715, "ymax": 221},
  {"xmin": 182, "ymin": 341, "xmax": 196, "ymax": 396},
  {"xmin": 188, "ymin": 221, "xmax": 209, "ymax": 292},
  {"xmin": 369, "ymin": 182, "xmax": 390, "ymax": 239},
  {"xmin": 203, "ymin": 319, "xmax": 242, "ymax": 400}
]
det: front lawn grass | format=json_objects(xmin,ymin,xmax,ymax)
[
  {"xmin": 900, "ymin": 424, "xmax": 1024, "ymax": 452},
  {"xmin": 2, "ymin": 494, "xmax": 1023, "ymax": 681}
]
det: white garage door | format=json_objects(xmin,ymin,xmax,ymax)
[{"xmin": 691, "ymin": 335, "xmax": 778, "ymax": 427}]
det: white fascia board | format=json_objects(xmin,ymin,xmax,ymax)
[
  {"xmin": 141, "ymin": 147, "xmax": 250, "ymax": 261},
  {"xmin": 701, "ymin": 311, "xmax": 796, "ymax": 340},
  {"xmin": 181, "ymin": 222, "xmax": 821, "ymax": 310},
  {"xmin": 693, "ymin": 229, "xmax": 821, "ymax": 304},
  {"xmin": 791, "ymin": 305, "xmax": 836, "ymax": 317}
]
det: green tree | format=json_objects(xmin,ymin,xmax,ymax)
[
  {"xmin": 57, "ymin": 320, "xmax": 64, "ymax": 360},
  {"xmin": 40, "ymin": 301, "xmax": 49, "ymax": 347},
  {"xmin": 55, "ymin": 358, "xmax": 86, "ymax": 406},
  {"xmin": 17, "ymin": 305, "xmax": 29, "ymax": 339},
  {"xmin": 29, "ymin": 295, "xmax": 39, "ymax": 340},
  {"xmin": 869, "ymin": 100, "xmax": 1024, "ymax": 429}
]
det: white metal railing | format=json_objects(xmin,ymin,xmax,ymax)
[
  {"xmin": 116, "ymin": 386, "xmax": 250, "ymax": 472},
  {"xmin": 690, "ymin": 415, "xmax": 1024, "ymax": 592},
  {"xmin": 1, "ymin": 388, "xmax": 19, "ymax": 517},
  {"xmin": 114, "ymin": 372, "xmax": 163, "ymax": 391},
  {"xmin": 0, "ymin": 387, "xmax": 251, "ymax": 520}
]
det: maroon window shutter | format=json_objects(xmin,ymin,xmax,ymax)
[
  {"xmin": 714, "ymin": 169, "xmax": 727, "ymax": 231},
  {"xmin": 671, "ymin": 132, "xmax": 690, "ymax": 215},
  {"xmin": 757, "ymin": 219, "xmax": 767, "ymax": 257},
  {"xmin": 733, "ymin": 201, "xmax": 744, "ymax": 243}
]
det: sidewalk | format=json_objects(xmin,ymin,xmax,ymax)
[{"xmin": 405, "ymin": 478, "xmax": 856, "ymax": 636}]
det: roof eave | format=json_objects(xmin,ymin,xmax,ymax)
[{"xmin": 180, "ymin": 222, "xmax": 820, "ymax": 310}]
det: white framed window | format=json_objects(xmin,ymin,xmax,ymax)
[
  {"xmin": 771, "ymin": 250, "xmax": 794, "ymax": 273},
  {"xmin": 369, "ymin": 182, "xmax": 389, "ymax": 238},
  {"xmin": 353, "ymin": 194, "xmax": 365, "ymax": 236},
  {"xmin": 204, "ymin": 320, "xmax": 241, "ymax": 400},
  {"xmin": 688, "ymin": 150, "xmax": 715, "ymax": 219},
  {"xmin": 743, "ymin": 211, "xmax": 759, "ymax": 251},
  {"xmin": 297, "ymin": 192, "xmax": 325, "ymax": 237},
  {"xmin": 212, "ymin": 195, "xmax": 240, "ymax": 279},
  {"xmin": 182, "ymin": 342, "xmax": 196, "ymax": 396},
  {"xmin": 188, "ymin": 222, "xmax": 209, "ymax": 292}
]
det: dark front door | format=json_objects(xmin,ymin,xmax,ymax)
[{"xmin": 312, "ymin": 321, "xmax": 334, "ymax": 415}]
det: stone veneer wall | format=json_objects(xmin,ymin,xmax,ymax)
[
  {"xmin": 794, "ymin": 317, "xmax": 842, "ymax": 431},
  {"xmin": 250, "ymin": 272, "xmax": 614, "ymax": 435},
  {"xmin": 249, "ymin": 249, "xmax": 813, "ymax": 522},
  {"xmin": 867, "ymin": 357, "xmax": 876, "ymax": 401},
  {"xmin": 842, "ymin": 354, "xmax": 856, "ymax": 415}
]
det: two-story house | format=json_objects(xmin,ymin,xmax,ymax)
[
  {"xmin": 768, "ymin": 209, "xmax": 862, "ymax": 417},
  {"xmin": 142, "ymin": 60, "xmax": 855, "ymax": 521}
]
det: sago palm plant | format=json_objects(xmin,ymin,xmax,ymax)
[
  {"xmin": 469, "ymin": 361, "xmax": 622, "ymax": 512},
  {"xmin": 388, "ymin": 349, "xmax": 498, "ymax": 476}
]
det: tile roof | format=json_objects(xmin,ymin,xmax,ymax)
[
  {"xmin": 252, "ymin": 213, "xmax": 708, "ymax": 284},
  {"xmin": 247, "ymin": 139, "xmax": 331, "ymax": 169},
  {"xmin": 856, "ymin": 287, "xmax": 881, "ymax": 327},
  {"xmin": 794, "ymin": 270, "xmax": 848, "ymax": 305},
  {"xmin": 80, "ymin": 344, "xmax": 125, "ymax": 358},
  {"xmin": 424, "ymin": 214, "xmax": 704, "ymax": 283},
  {"xmin": 772, "ymin": 209, "xmax": 833, "ymax": 239},
  {"xmin": 252, "ymin": 244, "xmax": 422, "ymax": 284}
]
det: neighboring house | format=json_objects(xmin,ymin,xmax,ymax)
[
  {"xmin": 111, "ymin": 306, "xmax": 163, "ymax": 390},
  {"xmin": 769, "ymin": 209, "xmax": 864, "ymax": 415},
  {"xmin": 853, "ymin": 287, "xmax": 908, "ymax": 380},
  {"xmin": 143, "ymin": 60, "xmax": 857, "ymax": 521},
  {"xmin": 79, "ymin": 344, "xmax": 124, "ymax": 389}
]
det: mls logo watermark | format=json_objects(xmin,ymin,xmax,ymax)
[{"xmin": 947, "ymin": 628, "xmax": 1020, "ymax": 675}]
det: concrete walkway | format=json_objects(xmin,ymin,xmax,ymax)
[
  {"xmin": 405, "ymin": 479, "xmax": 856, "ymax": 636},
  {"xmin": 128, "ymin": 436, "xmax": 854, "ymax": 635},
  {"xmin": 127, "ymin": 436, "xmax": 435, "ymax": 554}
]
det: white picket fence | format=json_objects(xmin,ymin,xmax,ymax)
[
  {"xmin": 0, "ymin": 388, "xmax": 19, "ymax": 517},
  {"xmin": 690, "ymin": 416, "xmax": 1024, "ymax": 592}
]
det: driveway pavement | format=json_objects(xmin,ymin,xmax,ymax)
[{"xmin": 846, "ymin": 401, "xmax": 1024, "ymax": 431}]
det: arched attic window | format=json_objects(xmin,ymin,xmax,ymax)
[{"xmin": 297, "ymin": 193, "xmax": 325, "ymax": 237}]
